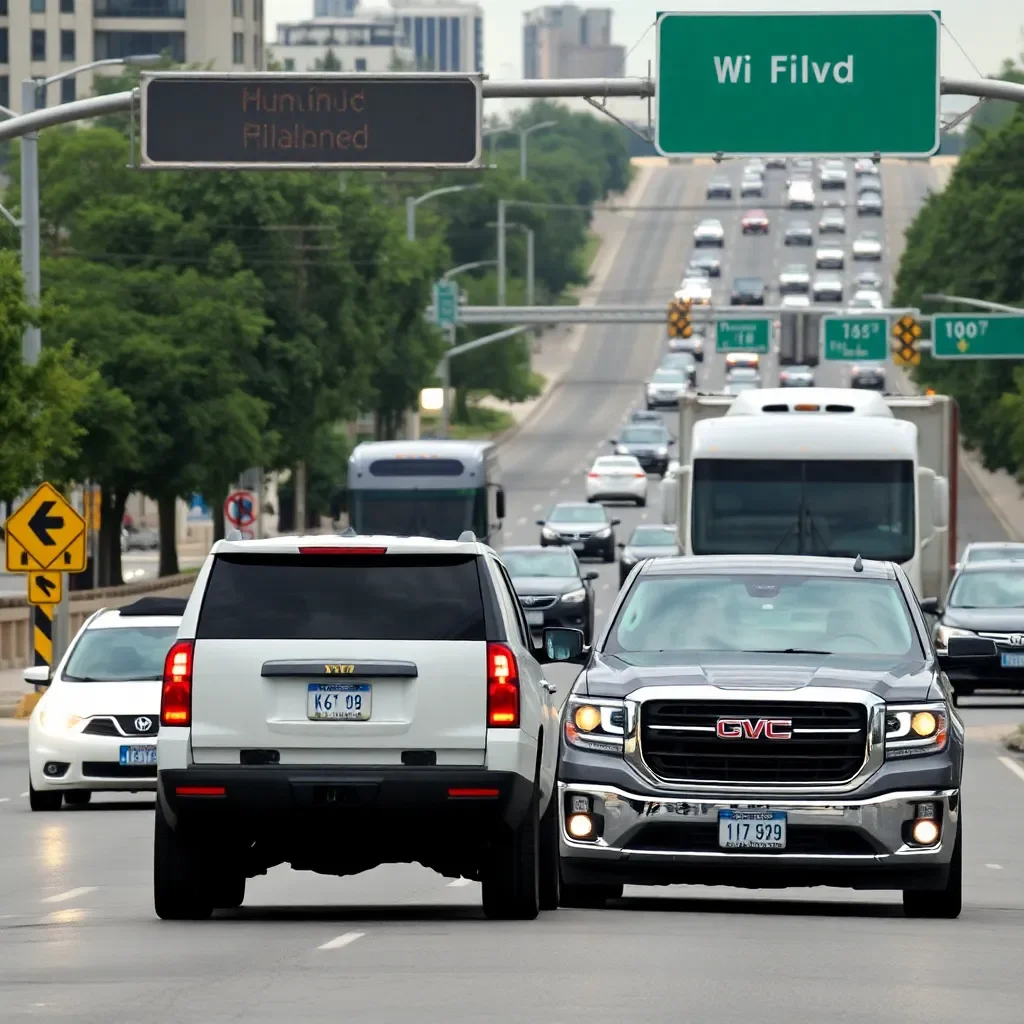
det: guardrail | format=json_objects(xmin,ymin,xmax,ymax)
[{"xmin": 0, "ymin": 573, "xmax": 197, "ymax": 671}]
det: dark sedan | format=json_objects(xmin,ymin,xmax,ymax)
[
  {"xmin": 849, "ymin": 361, "xmax": 886, "ymax": 390},
  {"xmin": 537, "ymin": 502, "xmax": 620, "ymax": 562},
  {"xmin": 610, "ymin": 424, "xmax": 675, "ymax": 476},
  {"xmin": 617, "ymin": 524, "xmax": 680, "ymax": 586},
  {"xmin": 503, "ymin": 546, "xmax": 597, "ymax": 645},
  {"xmin": 730, "ymin": 276, "xmax": 766, "ymax": 305},
  {"xmin": 784, "ymin": 221, "xmax": 814, "ymax": 246},
  {"xmin": 921, "ymin": 560, "xmax": 1024, "ymax": 703},
  {"xmin": 687, "ymin": 254, "xmax": 721, "ymax": 278}
]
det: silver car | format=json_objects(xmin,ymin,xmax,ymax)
[
  {"xmin": 778, "ymin": 264, "xmax": 811, "ymax": 294},
  {"xmin": 693, "ymin": 219, "xmax": 725, "ymax": 247},
  {"xmin": 812, "ymin": 275, "xmax": 843, "ymax": 302},
  {"xmin": 815, "ymin": 246, "xmax": 845, "ymax": 270},
  {"xmin": 853, "ymin": 231, "xmax": 883, "ymax": 260}
]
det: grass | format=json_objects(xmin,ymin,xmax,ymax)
[
  {"xmin": 420, "ymin": 403, "xmax": 516, "ymax": 440},
  {"xmin": 580, "ymin": 230, "xmax": 602, "ymax": 273},
  {"xmin": 1006, "ymin": 724, "xmax": 1024, "ymax": 753}
]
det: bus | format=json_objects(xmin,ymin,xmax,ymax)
[{"xmin": 347, "ymin": 440, "xmax": 505, "ymax": 546}]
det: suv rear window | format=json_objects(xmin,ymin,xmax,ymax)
[{"xmin": 196, "ymin": 554, "xmax": 486, "ymax": 641}]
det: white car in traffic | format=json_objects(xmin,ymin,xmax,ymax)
[
  {"xmin": 26, "ymin": 597, "xmax": 185, "ymax": 810},
  {"xmin": 693, "ymin": 218, "xmax": 725, "ymax": 247},
  {"xmin": 853, "ymin": 232, "xmax": 883, "ymax": 260},
  {"xmin": 676, "ymin": 277, "xmax": 712, "ymax": 305},
  {"xmin": 812, "ymin": 275, "xmax": 844, "ymax": 302},
  {"xmin": 850, "ymin": 289, "xmax": 884, "ymax": 310},
  {"xmin": 586, "ymin": 455, "xmax": 648, "ymax": 506},
  {"xmin": 815, "ymin": 246, "xmax": 844, "ymax": 270},
  {"xmin": 787, "ymin": 180, "xmax": 816, "ymax": 209}
]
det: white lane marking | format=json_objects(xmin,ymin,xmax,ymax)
[
  {"xmin": 0, "ymin": 798, "xmax": 9, "ymax": 803},
  {"xmin": 447, "ymin": 878, "xmax": 474, "ymax": 887},
  {"xmin": 997, "ymin": 755, "xmax": 1024, "ymax": 785},
  {"xmin": 318, "ymin": 931, "xmax": 366, "ymax": 951},
  {"xmin": 533, "ymin": 504, "xmax": 542, "ymax": 512},
  {"xmin": 601, "ymin": 583, "xmax": 610, "ymax": 590},
  {"xmin": 549, "ymin": 489, "xmax": 558, "ymax": 497},
  {"xmin": 516, "ymin": 517, "xmax": 526, "ymax": 526},
  {"xmin": 19, "ymin": 792, "xmax": 28, "ymax": 798},
  {"xmin": 560, "ymin": 477, "xmax": 570, "ymax": 487},
  {"xmin": 985, "ymin": 863, "xmax": 1004, "ymax": 870},
  {"xmin": 42, "ymin": 887, "xmax": 97, "ymax": 904}
]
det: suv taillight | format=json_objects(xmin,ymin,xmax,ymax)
[
  {"xmin": 161, "ymin": 640, "xmax": 194, "ymax": 727},
  {"xmin": 487, "ymin": 642, "xmax": 520, "ymax": 728}
]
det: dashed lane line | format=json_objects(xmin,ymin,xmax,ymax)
[
  {"xmin": 997, "ymin": 755, "xmax": 1024, "ymax": 785},
  {"xmin": 42, "ymin": 887, "xmax": 97, "ymax": 904},
  {"xmin": 318, "ymin": 931, "xmax": 366, "ymax": 951}
]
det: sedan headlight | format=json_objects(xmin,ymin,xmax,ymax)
[
  {"xmin": 560, "ymin": 588, "xmax": 587, "ymax": 605},
  {"xmin": 564, "ymin": 698, "xmax": 626, "ymax": 754},
  {"xmin": 935, "ymin": 625, "xmax": 974, "ymax": 652},
  {"xmin": 615, "ymin": 445, "xmax": 629, "ymax": 455},
  {"xmin": 38, "ymin": 711, "xmax": 82, "ymax": 732},
  {"xmin": 885, "ymin": 702, "xmax": 949, "ymax": 759},
  {"xmin": 541, "ymin": 526, "xmax": 558, "ymax": 540},
  {"xmin": 656, "ymin": 446, "xmax": 668, "ymax": 456},
  {"xmin": 593, "ymin": 527, "xmax": 612, "ymax": 539}
]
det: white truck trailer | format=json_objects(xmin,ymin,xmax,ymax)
[{"xmin": 660, "ymin": 388, "xmax": 958, "ymax": 601}]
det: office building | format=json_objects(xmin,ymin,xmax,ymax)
[
  {"xmin": 0, "ymin": 0, "xmax": 265, "ymax": 112},
  {"xmin": 272, "ymin": 8, "xmax": 414, "ymax": 73},
  {"xmin": 523, "ymin": 5, "xmax": 624, "ymax": 80},
  {"xmin": 388, "ymin": 0, "xmax": 483, "ymax": 73}
]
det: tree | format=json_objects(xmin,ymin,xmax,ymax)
[{"xmin": 314, "ymin": 49, "xmax": 343, "ymax": 72}]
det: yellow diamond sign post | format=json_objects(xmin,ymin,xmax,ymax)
[
  {"xmin": 27, "ymin": 571, "xmax": 63, "ymax": 606},
  {"xmin": 891, "ymin": 315, "xmax": 923, "ymax": 366},
  {"xmin": 4, "ymin": 482, "xmax": 87, "ymax": 573}
]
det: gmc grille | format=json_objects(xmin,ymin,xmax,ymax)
[{"xmin": 639, "ymin": 700, "xmax": 868, "ymax": 785}]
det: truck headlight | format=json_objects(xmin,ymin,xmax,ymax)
[
  {"xmin": 656, "ymin": 447, "xmax": 668, "ymax": 456},
  {"xmin": 541, "ymin": 526, "xmax": 558, "ymax": 540},
  {"xmin": 885, "ymin": 702, "xmax": 949, "ymax": 759},
  {"xmin": 560, "ymin": 588, "xmax": 586, "ymax": 605},
  {"xmin": 564, "ymin": 699, "xmax": 626, "ymax": 754},
  {"xmin": 935, "ymin": 625, "xmax": 974, "ymax": 652}
]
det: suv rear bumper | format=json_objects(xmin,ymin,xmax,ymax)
[
  {"xmin": 558, "ymin": 781, "xmax": 959, "ymax": 891},
  {"xmin": 158, "ymin": 766, "xmax": 534, "ymax": 832}
]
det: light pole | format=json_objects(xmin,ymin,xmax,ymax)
[
  {"xmin": 488, "ymin": 220, "xmax": 535, "ymax": 308},
  {"xmin": 442, "ymin": 259, "xmax": 498, "ymax": 281},
  {"xmin": 405, "ymin": 184, "xmax": 480, "ymax": 242},
  {"xmin": 19, "ymin": 55, "xmax": 161, "ymax": 366},
  {"xmin": 484, "ymin": 121, "xmax": 557, "ymax": 179},
  {"xmin": 922, "ymin": 293, "xmax": 1022, "ymax": 313}
]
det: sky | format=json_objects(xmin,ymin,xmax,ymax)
[{"xmin": 264, "ymin": 0, "xmax": 1022, "ymax": 84}]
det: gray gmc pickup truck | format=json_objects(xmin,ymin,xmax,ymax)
[{"xmin": 543, "ymin": 554, "xmax": 983, "ymax": 919}]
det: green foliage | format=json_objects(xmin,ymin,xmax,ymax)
[
  {"xmin": 965, "ymin": 53, "xmax": 1024, "ymax": 152},
  {"xmin": 894, "ymin": 107, "xmax": 1024, "ymax": 477}
]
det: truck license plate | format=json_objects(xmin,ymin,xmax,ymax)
[
  {"xmin": 718, "ymin": 810, "xmax": 787, "ymax": 850},
  {"xmin": 526, "ymin": 610, "xmax": 544, "ymax": 627},
  {"xmin": 307, "ymin": 683, "xmax": 372, "ymax": 721},
  {"xmin": 571, "ymin": 542, "xmax": 585, "ymax": 552},
  {"xmin": 1001, "ymin": 654, "xmax": 1024, "ymax": 668},
  {"xmin": 119, "ymin": 745, "xmax": 157, "ymax": 766}
]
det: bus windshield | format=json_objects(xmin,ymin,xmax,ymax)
[
  {"xmin": 691, "ymin": 458, "xmax": 915, "ymax": 562},
  {"xmin": 349, "ymin": 488, "xmax": 485, "ymax": 541}
]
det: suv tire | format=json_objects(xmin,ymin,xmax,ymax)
[
  {"xmin": 903, "ymin": 817, "xmax": 962, "ymax": 920},
  {"xmin": 63, "ymin": 790, "xmax": 91, "ymax": 808},
  {"xmin": 154, "ymin": 799, "xmax": 214, "ymax": 921},
  {"xmin": 482, "ymin": 788, "xmax": 540, "ymax": 921},
  {"xmin": 559, "ymin": 881, "xmax": 623, "ymax": 909},
  {"xmin": 212, "ymin": 874, "xmax": 246, "ymax": 910},
  {"xmin": 28, "ymin": 781, "xmax": 62, "ymax": 812}
]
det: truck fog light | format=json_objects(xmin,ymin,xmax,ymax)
[
  {"xmin": 911, "ymin": 819, "xmax": 940, "ymax": 846},
  {"xmin": 568, "ymin": 813, "xmax": 594, "ymax": 839}
]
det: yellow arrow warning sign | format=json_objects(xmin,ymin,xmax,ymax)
[{"xmin": 4, "ymin": 483, "xmax": 87, "ymax": 572}]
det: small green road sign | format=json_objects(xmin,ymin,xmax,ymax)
[
  {"xmin": 932, "ymin": 314, "xmax": 1024, "ymax": 359},
  {"xmin": 716, "ymin": 318, "xmax": 770, "ymax": 353},
  {"xmin": 655, "ymin": 11, "xmax": 941, "ymax": 156},
  {"xmin": 822, "ymin": 316, "xmax": 888, "ymax": 361},
  {"xmin": 433, "ymin": 280, "xmax": 459, "ymax": 329}
]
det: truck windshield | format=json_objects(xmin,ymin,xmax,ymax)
[
  {"xmin": 349, "ymin": 488, "xmax": 485, "ymax": 541},
  {"xmin": 691, "ymin": 459, "xmax": 915, "ymax": 562}
]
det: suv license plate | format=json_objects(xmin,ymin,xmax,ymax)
[
  {"xmin": 718, "ymin": 810, "xmax": 787, "ymax": 850},
  {"xmin": 119, "ymin": 745, "xmax": 157, "ymax": 766},
  {"xmin": 1001, "ymin": 654, "xmax": 1024, "ymax": 668},
  {"xmin": 571, "ymin": 542, "xmax": 585, "ymax": 552},
  {"xmin": 307, "ymin": 683, "xmax": 372, "ymax": 721}
]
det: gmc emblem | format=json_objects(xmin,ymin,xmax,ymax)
[{"xmin": 716, "ymin": 718, "xmax": 793, "ymax": 740}]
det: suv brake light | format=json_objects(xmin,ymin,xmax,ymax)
[
  {"xmin": 487, "ymin": 642, "xmax": 520, "ymax": 728},
  {"xmin": 298, "ymin": 546, "xmax": 387, "ymax": 555},
  {"xmin": 161, "ymin": 640, "xmax": 194, "ymax": 727}
]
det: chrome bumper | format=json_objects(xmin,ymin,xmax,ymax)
[{"xmin": 558, "ymin": 781, "xmax": 959, "ymax": 867}]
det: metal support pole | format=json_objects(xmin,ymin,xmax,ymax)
[
  {"xmin": 405, "ymin": 195, "xmax": 416, "ymax": 242},
  {"xmin": 519, "ymin": 129, "xmax": 527, "ymax": 180},
  {"xmin": 497, "ymin": 199, "xmax": 507, "ymax": 307},
  {"xmin": 53, "ymin": 587, "xmax": 70, "ymax": 667},
  {"xmin": 20, "ymin": 80, "xmax": 41, "ymax": 367},
  {"xmin": 526, "ymin": 228, "xmax": 535, "ymax": 308},
  {"xmin": 439, "ymin": 356, "xmax": 452, "ymax": 439}
]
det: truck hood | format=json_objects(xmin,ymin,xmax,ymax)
[
  {"xmin": 942, "ymin": 607, "xmax": 1024, "ymax": 632},
  {"xmin": 580, "ymin": 651, "xmax": 938, "ymax": 702}
]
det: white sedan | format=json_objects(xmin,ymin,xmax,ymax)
[
  {"xmin": 815, "ymin": 246, "xmax": 845, "ymax": 270},
  {"xmin": 693, "ymin": 219, "xmax": 725, "ymax": 247},
  {"xmin": 853, "ymin": 232, "xmax": 883, "ymax": 260},
  {"xmin": 26, "ymin": 597, "xmax": 185, "ymax": 810},
  {"xmin": 586, "ymin": 455, "xmax": 648, "ymax": 506}
]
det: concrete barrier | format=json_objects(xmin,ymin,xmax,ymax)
[{"xmin": 0, "ymin": 572, "xmax": 197, "ymax": 671}]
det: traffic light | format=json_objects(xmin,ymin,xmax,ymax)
[
  {"xmin": 891, "ymin": 314, "xmax": 923, "ymax": 366},
  {"xmin": 667, "ymin": 297, "xmax": 693, "ymax": 339}
]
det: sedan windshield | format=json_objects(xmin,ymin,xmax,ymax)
[
  {"xmin": 629, "ymin": 527, "xmax": 677, "ymax": 547},
  {"xmin": 948, "ymin": 570, "xmax": 1024, "ymax": 608},
  {"xmin": 620, "ymin": 427, "xmax": 668, "ymax": 444},
  {"xmin": 965, "ymin": 547, "xmax": 1024, "ymax": 564},
  {"xmin": 63, "ymin": 626, "xmax": 178, "ymax": 682},
  {"xmin": 503, "ymin": 550, "xmax": 579, "ymax": 578},
  {"xmin": 652, "ymin": 368, "xmax": 686, "ymax": 383},
  {"xmin": 606, "ymin": 574, "xmax": 919, "ymax": 657},
  {"xmin": 550, "ymin": 505, "xmax": 607, "ymax": 523}
]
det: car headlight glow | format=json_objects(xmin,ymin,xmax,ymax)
[
  {"xmin": 541, "ymin": 526, "xmax": 558, "ymax": 540},
  {"xmin": 565, "ymin": 698, "xmax": 627, "ymax": 754},
  {"xmin": 935, "ymin": 625, "xmax": 974, "ymax": 652},
  {"xmin": 656, "ymin": 447, "xmax": 668, "ymax": 456},
  {"xmin": 615, "ymin": 445, "xmax": 629, "ymax": 456},
  {"xmin": 885, "ymin": 702, "xmax": 949, "ymax": 759},
  {"xmin": 38, "ymin": 712, "xmax": 81, "ymax": 732},
  {"xmin": 593, "ymin": 527, "xmax": 611, "ymax": 539},
  {"xmin": 561, "ymin": 588, "xmax": 587, "ymax": 605}
]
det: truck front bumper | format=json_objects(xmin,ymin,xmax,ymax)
[{"xmin": 558, "ymin": 781, "xmax": 959, "ymax": 891}]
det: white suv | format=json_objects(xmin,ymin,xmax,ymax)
[{"xmin": 153, "ymin": 533, "xmax": 568, "ymax": 922}]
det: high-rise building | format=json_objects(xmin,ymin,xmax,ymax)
[
  {"xmin": 0, "ymin": 0, "xmax": 265, "ymax": 113},
  {"xmin": 523, "ymin": 5, "xmax": 624, "ymax": 80},
  {"xmin": 387, "ymin": 0, "xmax": 484, "ymax": 73},
  {"xmin": 271, "ymin": 7, "xmax": 414, "ymax": 73}
]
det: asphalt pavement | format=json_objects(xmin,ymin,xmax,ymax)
[{"xmin": 2, "ymin": 161, "xmax": 1024, "ymax": 1023}]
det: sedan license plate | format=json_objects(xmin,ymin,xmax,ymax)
[
  {"xmin": 718, "ymin": 810, "xmax": 787, "ymax": 850},
  {"xmin": 1001, "ymin": 653, "xmax": 1024, "ymax": 668},
  {"xmin": 119, "ymin": 745, "xmax": 156, "ymax": 766},
  {"xmin": 526, "ymin": 610, "xmax": 545, "ymax": 627},
  {"xmin": 571, "ymin": 542, "xmax": 585, "ymax": 552},
  {"xmin": 307, "ymin": 683, "xmax": 372, "ymax": 721}
]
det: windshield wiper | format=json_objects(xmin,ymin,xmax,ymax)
[{"xmin": 747, "ymin": 648, "xmax": 833, "ymax": 655}]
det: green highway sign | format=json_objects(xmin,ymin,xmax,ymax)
[
  {"xmin": 822, "ymin": 316, "xmax": 888, "ymax": 361},
  {"xmin": 716, "ymin": 318, "xmax": 770, "ymax": 354},
  {"xmin": 655, "ymin": 11, "xmax": 941, "ymax": 156},
  {"xmin": 932, "ymin": 314, "xmax": 1024, "ymax": 359},
  {"xmin": 433, "ymin": 280, "xmax": 459, "ymax": 329}
]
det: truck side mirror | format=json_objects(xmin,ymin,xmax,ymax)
[
  {"xmin": 940, "ymin": 636, "xmax": 998, "ymax": 662},
  {"xmin": 918, "ymin": 597, "xmax": 940, "ymax": 616},
  {"xmin": 496, "ymin": 487, "xmax": 506, "ymax": 521}
]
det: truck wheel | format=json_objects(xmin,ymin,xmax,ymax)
[
  {"xmin": 211, "ymin": 873, "xmax": 246, "ymax": 910},
  {"xmin": 482, "ymin": 789, "xmax": 540, "ymax": 921},
  {"xmin": 63, "ymin": 790, "xmax": 91, "ymax": 808},
  {"xmin": 559, "ymin": 880, "xmax": 623, "ymax": 909},
  {"xmin": 636, "ymin": 497, "xmax": 647, "ymax": 508},
  {"xmin": 538, "ymin": 791, "xmax": 561, "ymax": 912},
  {"xmin": 153, "ymin": 799, "xmax": 214, "ymax": 921},
  {"xmin": 902, "ymin": 819, "xmax": 962, "ymax": 920},
  {"xmin": 28, "ymin": 781, "xmax": 62, "ymax": 812}
]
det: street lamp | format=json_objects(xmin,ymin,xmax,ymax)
[
  {"xmin": 442, "ymin": 259, "xmax": 498, "ymax": 280},
  {"xmin": 405, "ymin": 184, "xmax": 481, "ymax": 242},
  {"xmin": 19, "ymin": 54, "xmax": 162, "ymax": 366},
  {"xmin": 488, "ymin": 220, "xmax": 535, "ymax": 308},
  {"xmin": 484, "ymin": 121, "xmax": 557, "ymax": 179}
]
